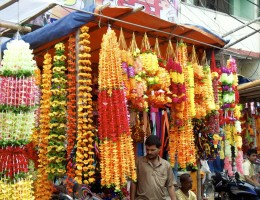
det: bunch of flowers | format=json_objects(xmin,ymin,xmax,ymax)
[
  {"xmin": 66, "ymin": 36, "xmax": 77, "ymax": 193},
  {"xmin": 169, "ymin": 42, "xmax": 196, "ymax": 169},
  {"xmin": 0, "ymin": 146, "xmax": 28, "ymax": 178},
  {"xmin": 47, "ymin": 43, "xmax": 67, "ymax": 178},
  {"xmin": 74, "ymin": 26, "xmax": 96, "ymax": 185},
  {"xmin": 0, "ymin": 177, "xmax": 34, "ymax": 200},
  {"xmin": 0, "ymin": 77, "xmax": 39, "ymax": 107},
  {"xmin": 0, "ymin": 111, "xmax": 35, "ymax": 144},
  {"xmin": 98, "ymin": 28, "xmax": 136, "ymax": 190},
  {"xmin": 34, "ymin": 53, "xmax": 53, "ymax": 200},
  {"xmin": 220, "ymin": 57, "xmax": 243, "ymax": 176},
  {"xmin": 0, "ymin": 39, "xmax": 37, "ymax": 199},
  {"xmin": 1, "ymin": 40, "xmax": 36, "ymax": 77}
]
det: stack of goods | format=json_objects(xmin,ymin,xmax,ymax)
[
  {"xmin": 98, "ymin": 28, "xmax": 136, "ymax": 191},
  {"xmin": 0, "ymin": 39, "xmax": 38, "ymax": 199}
]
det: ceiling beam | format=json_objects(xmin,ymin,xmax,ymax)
[{"xmin": 0, "ymin": 0, "xmax": 17, "ymax": 10}]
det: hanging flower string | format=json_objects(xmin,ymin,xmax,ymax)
[
  {"xmin": 221, "ymin": 57, "xmax": 243, "ymax": 176},
  {"xmin": 98, "ymin": 28, "xmax": 136, "ymax": 190},
  {"xmin": 0, "ymin": 39, "xmax": 37, "ymax": 199},
  {"xmin": 34, "ymin": 53, "xmax": 53, "ymax": 200},
  {"xmin": 74, "ymin": 26, "xmax": 95, "ymax": 185},
  {"xmin": 47, "ymin": 43, "xmax": 67, "ymax": 178},
  {"xmin": 169, "ymin": 42, "xmax": 196, "ymax": 169},
  {"xmin": 65, "ymin": 36, "xmax": 77, "ymax": 193}
]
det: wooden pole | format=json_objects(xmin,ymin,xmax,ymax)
[{"xmin": 0, "ymin": 20, "xmax": 31, "ymax": 32}]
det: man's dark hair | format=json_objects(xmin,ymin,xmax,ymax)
[
  {"xmin": 180, "ymin": 173, "xmax": 191, "ymax": 183},
  {"xmin": 145, "ymin": 135, "xmax": 161, "ymax": 148},
  {"xmin": 247, "ymin": 148, "xmax": 257, "ymax": 156}
]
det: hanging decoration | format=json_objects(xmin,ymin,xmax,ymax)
[
  {"xmin": 65, "ymin": 36, "xmax": 77, "ymax": 193},
  {"xmin": 98, "ymin": 28, "xmax": 136, "ymax": 190},
  {"xmin": 0, "ymin": 39, "xmax": 37, "ymax": 199},
  {"xmin": 74, "ymin": 26, "xmax": 96, "ymax": 185},
  {"xmin": 34, "ymin": 53, "xmax": 53, "ymax": 200},
  {"xmin": 128, "ymin": 33, "xmax": 148, "ymax": 111},
  {"xmin": 220, "ymin": 56, "xmax": 243, "ymax": 176},
  {"xmin": 169, "ymin": 42, "xmax": 196, "ymax": 169},
  {"xmin": 47, "ymin": 43, "xmax": 67, "ymax": 178}
]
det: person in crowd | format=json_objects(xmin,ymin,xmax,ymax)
[
  {"xmin": 130, "ymin": 135, "xmax": 176, "ymax": 200},
  {"xmin": 241, "ymin": 148, "xmax": 260, "ymax": 186},
  {"xmin": 176, "ymin": 173, "xmax": 197, "ymax": 200}
]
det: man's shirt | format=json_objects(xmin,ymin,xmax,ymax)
[
  {"xmin": 241, "ymin": 159, "xmax": 256, "ymax": 181},
  {"xmin": 134, "ymin": 156, "xmax": 175, "ymax": 200},
  {"xmin": 176, "ymin": 189, "xmax": 197, "ymax": 200}
]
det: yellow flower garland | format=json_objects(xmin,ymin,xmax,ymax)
[
  {"xmin": 75, "ymin": 26, "xmax": 95, "ymax": 185},
  {"xmin": 47, "ymin": 43, "xmax": 67, "ymax": 177},
  {"xmin": 35, "ymin": 53, "xmax": 53, "ymax": 200}
]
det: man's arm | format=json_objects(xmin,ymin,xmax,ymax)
[
  {"xmin": 244, "ymin": 175, "xmax": 260, "ymax": 186},
  {"xmin": 130, "ymin": 181, "xmax": 137, "ymax": 200},
  {"xmin": 167, "ymin": 185, "xmax": 176, "ymax": 200}
]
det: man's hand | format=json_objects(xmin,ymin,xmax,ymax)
[
  {"xmin": 167, "ymin": 185, "xmax": 176, "ymax": 200},
  {"xmin": 130, "ymin": 181, "xmax": 137, "ymax": 200}
]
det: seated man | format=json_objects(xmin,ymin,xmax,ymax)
[
  {"xmin": 176, "ymin": 173, "xmax": 197, "ymax": 200},
  {"xmin": 241, "ymin": 148, "xmax": 260, "ymax": 186}
]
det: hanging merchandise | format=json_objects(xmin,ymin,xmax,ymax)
[
  {"xmin": 220, "ymin": 57, "xmax": 243, "ymax": 176},
  {"xmin": 129, "ymin": 33, "xmax": 148, "ymax": 111},
  {"xmin": 98, "ymin": 28, "xmax": 136, "ymax": 191},
  {"xmin": 47, "ymin": 43, "xmax": 67, "ymax": 178},
  {"xmin": 34, "ymin": 53, "xmax": 53, "ymax": 200},
  {"xmin": 74, "ymin": 26, "xmax": 96, "ymax": 185},
  {"xmin": 0, "ymin": 39, "xmax": 37, "ymax": 199},
  {"xmin": 169, "ymin": 42, "xmax": 196, "ymax": 169},
  {"xmin": 66, "ymin": 35, "xmax": 77, "ymax": 193}
]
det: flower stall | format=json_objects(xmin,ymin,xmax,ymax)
[{"xmin": 0, "ymin": 3, "xmax": 234, "ymax": 199}]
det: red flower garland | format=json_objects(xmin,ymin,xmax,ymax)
[{"xmin": 66, "ymin": 35, "xmax": 77, "ymax": 194}]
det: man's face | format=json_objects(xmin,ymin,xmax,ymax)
[
  {"xmin": 182, "ymin": 177, "xmax": 193, "ymax": 191},
  {"xmin": 249, "ymin": 153, "xmax": 257, "ymax": 163},
  {"xmin": 146, "ymin": 145, "xmax": 160, "ymax": 160}
]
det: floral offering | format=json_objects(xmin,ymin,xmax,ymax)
[
  {"xmin": 1, "ymin": 40, "xmax": 36, "ymax": 77},
  {"xmin": 47, "ymin": 43, "xmax": 67, "ymax": 178},
  {"xmin": 74, "ymin": 26, "xmax": 96, "ymax": 185},
  {"xmin": 98, "ymin": 28, "xmax": 136, "ymax": 190}
]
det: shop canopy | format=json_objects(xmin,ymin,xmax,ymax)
[
  {"xmin": 238, "ymin": 80, "xmax": 260, "ymax": 103},
  {"xmin": 1, "ymin": 3, "xmax": 228, "ymax": 65}
]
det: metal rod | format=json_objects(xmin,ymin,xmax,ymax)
[
  {"xmin": 222, "ymin": 16, "xmax": 260, "ymax": 37},
  {"xmin": 0, "ymin": 3, "xmax": 57, "ymax": 36},
  {"xmin": 59, "ymin": 4, "xmax": 226, "ymax": 50},
  {"xmin": 0, "ymin": 20, "xmax": 31, "ymax": 32},
  {"xmin": 0, "ymin": 0, "xmax": 17, "ymax": 10},
  {"xmin": 224, "ymin": 28, "xmax": 260, "ymax": 49}
]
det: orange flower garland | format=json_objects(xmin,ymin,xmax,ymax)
[
  {"xmin": 66, "ymin": 35, "xmax": 77, "ymax": 194},
  {"xmin": 169, "ymin": 42, "xmax": 196, "ymax": 169},
  {"xmin": 98, "ymin": 28, "xmax": 136, "ymax": 190},
  {"xmin": 35, "ymin": 53, "xmax": 53, "ymax": 200},
  {"xmin": 74, "ymin": 26, "xmax": 95, "ymax": 185}
]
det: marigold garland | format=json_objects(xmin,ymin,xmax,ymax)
[
  {"xmin": 65, "ymin": 36, "xmax": 77, "ymax": 194},
  {"xmin": 47, "ymin": 43, "xmax": 67, "ymax": 178},
  {"xmin": 74, "ymin": 26, "xmax": 96, "ymax": 185},
  {"xmin": 34, "ymin": 53, "xmax": 53, "ymax": 200},
  {"xmin": 169, "ymin": 42, "xmax": 196, "ymax": 168},
  {"xmin": 98, "ymin": 28, "xmax": 136, "ymax": 190}
]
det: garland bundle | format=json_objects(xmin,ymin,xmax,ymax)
[
  {"xmin": 34, "ymin": 53, "xmax": 53, "ymax": 200},
  {"xmin": 0, "ymin": 39, "xmax": 37, "ymax": 199},
  {"xmin": 74, "ymin": 26, "xmax": 95, "ymax": 185},
  {"xmin": 66, "ymin": 36, "xmax": 77, "ymax": 193},
  {"xmin": 47, "ymin": 43, "xmax": 67, "ymax": 178},
  {"xmin": 98, "ymin": 28, "xmax": 136, "ymax": 190}
]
